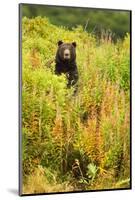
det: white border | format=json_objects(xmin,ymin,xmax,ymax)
[{"xmin": 0, "ymin": 0, "xmax": 134, "ymax": 199}]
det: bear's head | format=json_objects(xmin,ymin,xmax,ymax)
[{"xmin": 57, "ymin": 40, "xmax": 77, "ymax": 62}]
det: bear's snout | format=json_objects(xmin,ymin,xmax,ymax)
[{"xmin": 64, "ymin": 49, "xmax": 70, "ymax": 60}]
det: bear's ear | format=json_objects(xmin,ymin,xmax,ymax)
[
  {"xmin": 72, "ymin": 42, "xmax": 77, "ymax": 48},
  {"xmin": 58, "ymin": 40, "xmax": 63, "ymax": 46}
]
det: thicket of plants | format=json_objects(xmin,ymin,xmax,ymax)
[
  {"xmin": 22, "ymin": 5, "xmax": 130, "ymax": 39},
  {"xmin": 22, "ymin": 17, "xmax": 130, "ymax": 194}
]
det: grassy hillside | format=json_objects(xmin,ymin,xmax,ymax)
[
  {"xmin": 22, "ymin": 4, "xmax": 130, "ymax": 39},
  {"xmin": 22, "ymin": 17, "xmax": 130, "ymax": 194}
]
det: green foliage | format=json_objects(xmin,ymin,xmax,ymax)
[
  {"xmin": 22, "ymin": 4, "xmax": 130, "ymax": 39},
  {"xmin": 22, "ymin": 17, "xmax": 130, "ymax": 194},
  {"xmin": 103, "ymin": 143, "xmax": 123, "ymax": 169},
  {"xmin": 87, "ymin": 163, "xmax": 98, "ymax": 181}
]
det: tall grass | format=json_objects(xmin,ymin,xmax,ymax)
[{"xmin": 22, "ymin": 17, "xmax": 130, "ymax": 194}]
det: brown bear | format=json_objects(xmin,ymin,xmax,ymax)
[{"xmin": 55, "ymin": 40, "xmax": 79, "ymax": 92}]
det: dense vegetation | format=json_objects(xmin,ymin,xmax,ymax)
[
  {"xmin": 22, "ymin": 4, "xmax": 130, "ymax": 39},
  {"xmin": 22, "ymin": 17, "xmax": 130, "ymax": 194}
]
